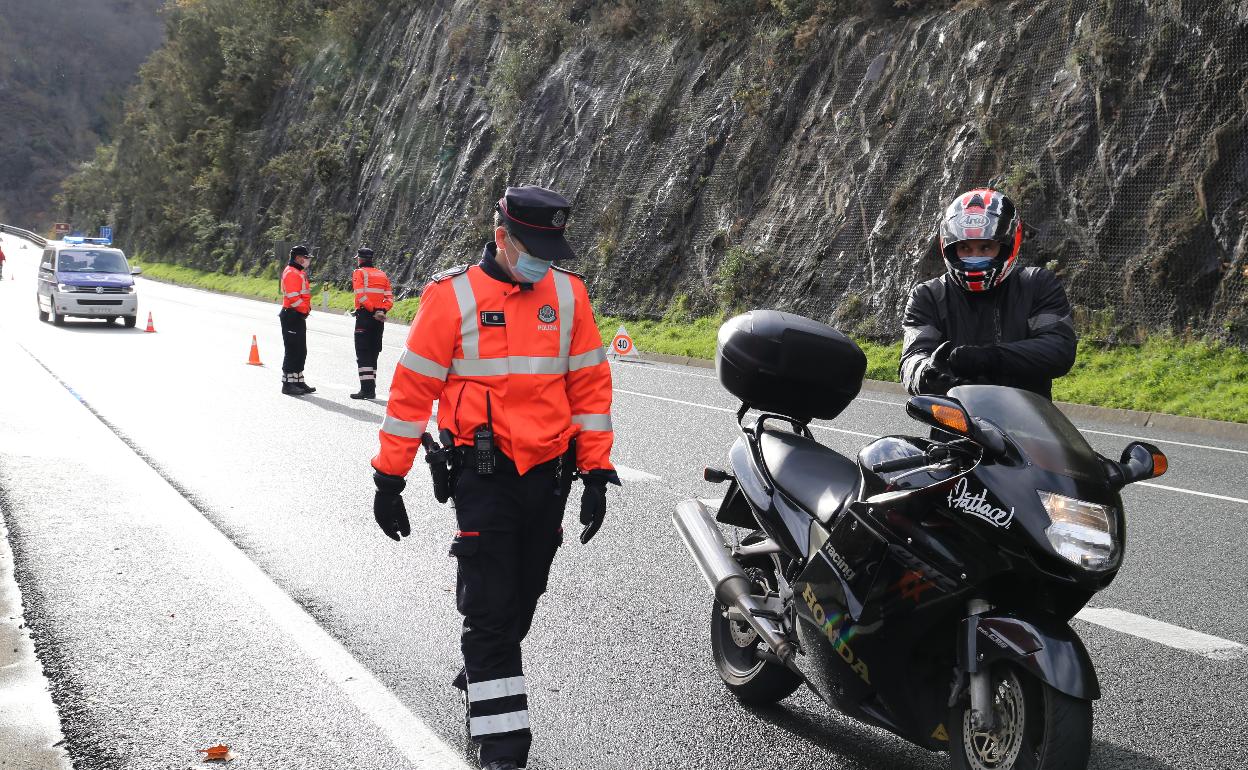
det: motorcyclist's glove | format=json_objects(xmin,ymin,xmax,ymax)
[
  {"xmin": 948, "ymin": 345, "xmax": 1002, "ymax": 379},
  {"xmin": 578, "ymin": 469, "xmax": 622, "ymax": 545},
  {"xmin": 373, "ymin": 470, "xmax": 411, "ymax": 541},
  {"xmin": 917, "ymin": 360, "xmax": 960, "ymax": 395}
]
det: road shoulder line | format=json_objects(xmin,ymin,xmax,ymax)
[{"xmin": 0, "ymin": 512, "xmax": 73, "ymax": 770}]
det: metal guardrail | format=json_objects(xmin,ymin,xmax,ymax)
[{"xmin": 0, "ymin": 223, "xmax": 48, "ymax": 247}]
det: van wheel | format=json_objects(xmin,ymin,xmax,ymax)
[
  {"xmin": 949, "ymin": 664, "xmax": 1092, "ymax": 770},
  {"xmin": 51, "ymin": 309, "xmax": 65, "ymax": 326},
  {"xmin": 123, "ymin": 315, "xmax": 137, "ymax": 328},
  {"xmin": 38, "ymin": 308, "xmax": 48, "ymax": 322}
]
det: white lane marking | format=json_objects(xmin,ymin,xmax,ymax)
[
  {"xmin": 614, "ymin": 388, "xmax": 877, "ymax": 440},
  {"xmin": 616, "ymin": 465, "xmax": 661, "ymax": 482},
  {"xmin": 1075, "ymin": 608, "xmax": 1247, "ymax": 661},
  {"xmin": 619, "ymin": 365, "xmax": 1248, "ymax": 458},
  {"xmin": 1079, "ymin": 428, "xmax": 1248, "ymax": 457},
  {"xmin": 14, "ymin": 346, "xmax": 470, "ymax": 769},
  {"xmin": 614, "ymin": 388, "xmax": 1247, "ymax": 506},
  {"xmin": 1135, "ymin": 482, "xmax": 1248, "ymax": 506},
  {"xmin": 614, "ymin": 388, "xmax": 734, "ymax": 414},
  {"xmin": 0, "ymin": 517, "xmax": 74, "ymax": 770}
]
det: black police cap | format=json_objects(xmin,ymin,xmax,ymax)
[
  {"xmin": 496, "ymin": 185, "xmax": 575, "ymax": 261},
  {"xmin": 290, "ymin": 244, "xmax": 309, "ymax": 257},
  {"xmin": 356, "ymin": 246, "xmax": 374, "ymax": 260}
]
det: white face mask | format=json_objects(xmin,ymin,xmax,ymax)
[{"xmin": 506, "ymin": 236, "xmax": 551, "ymax": 283}]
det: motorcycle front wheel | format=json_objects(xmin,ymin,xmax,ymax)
[
  {"xmin": 948, "ymin": 664, "xmax": 1092, "ymax": 770},
  {"xmin": 708, "ymin": 558, "xmax": 803, "ymax": 706}
]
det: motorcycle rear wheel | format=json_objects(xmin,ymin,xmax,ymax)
[
  {"xmin": 948, "ymin": 664, "xmax": 1092, "ymax": 770},
  {"xmin": 709, "ymin": 560, "xmax": 803, "ymax": 706}
]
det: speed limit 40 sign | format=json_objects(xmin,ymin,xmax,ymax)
[{"xmin": 610, "ymin": 326, "xmax": 638, "ymax": 357}]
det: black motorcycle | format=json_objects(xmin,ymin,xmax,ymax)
[{"xmin": 674, "ymin": 310, "xmax": 1167, "ymax": 770}]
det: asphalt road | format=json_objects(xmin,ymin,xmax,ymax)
[{"xmin": 1, "ymin": 233, "xmax": 1245, "ymax": 770}]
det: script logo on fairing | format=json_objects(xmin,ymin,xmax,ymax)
[{"xmin": 946, "ymin": 478, "xmax": 1014, "ymax": 528}]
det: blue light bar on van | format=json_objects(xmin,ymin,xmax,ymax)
[
  {"xmin": 84, "ymin": 237, "xmax": 112, "ymax": 246},
  {"xmin": 63, "ymin": 236, "xmax": 85, "ymax": 244}
]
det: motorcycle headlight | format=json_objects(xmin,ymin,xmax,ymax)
[{"xmin": 1039, "ymin": 491, "xmax": 1119, "ymax": 571}]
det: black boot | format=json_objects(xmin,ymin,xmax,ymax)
[
  {"xmin": 349, "ymin": 380, "xmax": 376, "ymax": 400},
  {"xmin": 295, "ymin": 373, "xmax": 316, "ymax": 394},
  {"xmin": 281, "ymin": 374, "xmax": 303, "ymax": 396}
]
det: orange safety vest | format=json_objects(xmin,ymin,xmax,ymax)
[
  {"xmin": 372, "ymin": 258, "xmax": 614, "ymax": 478},
  {"xmin": 281, "ymin": 265, "xmax": 311, "ymax": 313},
  {"xmin": 352, "ymin": 266, "xmax": 394, "ymax": 312}
]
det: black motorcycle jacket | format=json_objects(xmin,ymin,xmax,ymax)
[{"xmin": 899, "ymin": 266, "xmax": 1077, "ymax": 400}]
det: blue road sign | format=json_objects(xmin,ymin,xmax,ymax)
[{"xmin": 100, "ymin": 226, "xmax": 112, "ymax": 242}]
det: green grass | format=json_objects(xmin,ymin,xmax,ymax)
[
  {"xmin": 132, "ymin": 258, "xmax": 422, "ymax": 322},
  {"xmin": 133, "ymin": 259, "xmax": 1248, "ymax": 423}
]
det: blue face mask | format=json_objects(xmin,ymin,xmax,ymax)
[
  {"xmin": 508, "ymin": 238, "xmax": 552, "ymax": 283},
  {"xmin": 958, "ymin": 257, "xmax": 995, "ymax": 272}
]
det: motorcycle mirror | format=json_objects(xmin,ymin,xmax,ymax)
[{"xmin": 1119, "ymin": 441, "xmax": 1167, "ymax": 484}]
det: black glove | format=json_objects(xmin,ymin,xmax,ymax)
[
  {"xmin": 948, "ymin": 345, "xmax": 1001, "ymax": 379},
  {"xmin": 917, "ymin": 360, "xmax": 961, "ymax": 395},
  {"xmin": 578, "ymin": 469, "xmax": 622, "ymax": 545},
  {"xmin": 373, "ymin": 470, "xmax": 411, "ymax": 541}
]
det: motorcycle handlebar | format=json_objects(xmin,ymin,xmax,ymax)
[{"xmin": 871, "ymin": 454, "xmax": 933, "ymax": 474}]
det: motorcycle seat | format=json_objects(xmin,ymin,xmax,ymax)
[{"xmin": 759, "ymin": 428, "xmax": 860, "ymax": 525}]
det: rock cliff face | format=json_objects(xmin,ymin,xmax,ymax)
[{"xmin": 229, "ymin": 0, "xmax": 1247, "ymax": 342}]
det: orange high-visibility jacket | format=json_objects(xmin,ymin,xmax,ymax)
[
  {"xmin": 372, "ymin": 258, "xmax": 614, "ymax": 478},
  {"xmin": 352, "ymin": 266, "xmax": 394, "ymax": 312},
  {"xmin": 281, "ymin": 265, "xmax": 311, "ymax": 314}
]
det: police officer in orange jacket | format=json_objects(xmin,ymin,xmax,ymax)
[
  {"xmin": 279, "ymin": 245, "xmax": 315, "ymax": 395},
  {"xmin": 369, "ymin": 185, "xmax": 619, "ymax": 770},
  {"xmin": 349, "ymin": 246, "xmax": 394, "ymax": 400}
]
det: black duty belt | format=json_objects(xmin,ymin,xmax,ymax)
[{"xmin": 453, "ymin": 446, "xmax": 561, "ymax": 476}]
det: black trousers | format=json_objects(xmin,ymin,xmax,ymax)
[
  {"xmin": 353, "ymin": 310, "xmax": 384, "ymax": 381},
  {"xmin": 279, "ymin": 308, "xmax": 307, "ymax": 373},
  {"xmin": 450, "ymin": 457, "xmax": 569, "ymax": 767}
]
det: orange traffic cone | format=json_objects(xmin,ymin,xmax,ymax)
[
  {"xmin": 246, "ymin": 335, "xmax": 263, "ymax": 366},
  {"xmin": 144, "ymin": 312, "xmax": 156, "ymax": 333}
]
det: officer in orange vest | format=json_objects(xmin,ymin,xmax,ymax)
[
  {"xmin": 349, "ymin": 246, "xmax": 394, "ymax": 400},
  {"xmin": 369, "ymin": 185, "xmax": 619, "ymax": 770},
  {"xmin": 279, "ymin": 244, "xmax": 315, "ymax": 395}
]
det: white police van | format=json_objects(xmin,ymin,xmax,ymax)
[{"xmin": 36, "ymin": 237, "xmax": 142, "ymax": 327}]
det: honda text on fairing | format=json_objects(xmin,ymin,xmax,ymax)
[{"xmin": 674, "ymin": 310, "xmax": 1167, "ymax": 770}]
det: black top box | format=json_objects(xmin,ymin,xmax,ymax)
[{"xmin": 715, "ymin": 310, "xmax": 867, "ymax": 421}]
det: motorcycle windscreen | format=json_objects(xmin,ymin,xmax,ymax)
[{"xmin": 951, "ymin": 385, "xmax": 1104, "ymax": 483}]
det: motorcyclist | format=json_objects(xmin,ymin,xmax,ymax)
[{"xmin": 899, "ymin": 189, "xmax": 1076, "ymax": 400}]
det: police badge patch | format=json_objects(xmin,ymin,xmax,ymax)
[
  {"xmin": 537, "ymin": 305, "xmax": 557, "ymax": 323},
  {"xmin": 551, "ymin": 210, "xmax": 567, "ymax": 228}
]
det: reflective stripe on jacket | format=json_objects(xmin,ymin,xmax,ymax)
[
  {"xmin": 372, "ymin": 248, "xmax": 614, "ymax": 477},
  {"xmin": 281, "ymin": 265, "xmax": 311, "ymax": 313},
  {"xmin": 352, "ymin": 266, "xmax": 394, "ymax": 312}
]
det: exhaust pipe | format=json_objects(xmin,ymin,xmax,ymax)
[{"xmin": 674, "ymin": 499, "xmax": 795, "ymax": 665}]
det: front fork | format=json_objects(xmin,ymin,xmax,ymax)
[{"xmin": 963, "ymin": 598, "xmax": 996, "ymax": 731}]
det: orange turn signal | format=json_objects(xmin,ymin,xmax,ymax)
[
  {"xmin": 931, "ymin": 404, "xmax": 969, "ymax": 434},
  {"xmin": 1151, "ymin": 452, "xmax": 1168, "ymax": 477}
]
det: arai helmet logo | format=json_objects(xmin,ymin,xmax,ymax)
[
  {"xmin": 946, "ymin": 477, "xmax": 1014, "ymax": 528},
  {"xmin": 959, "ymin": 213, "xmax": 989, "ymax": 229}
]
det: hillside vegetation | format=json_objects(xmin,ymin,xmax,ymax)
[
  {"xmin": 0, "ymin": 0, "xmax": 165, "ymax": 228},
  {"xmin": 59, "ymin": 0, "xmax": 1248, "ymax": 348}
]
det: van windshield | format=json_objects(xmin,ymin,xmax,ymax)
[
  {"xmin": 58, "ymin": 249, "xmax": 129, "ymax": 273},
  {"xmin": 951, "ymin": 385, "xmax": 1105, "ymax": 483}
]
